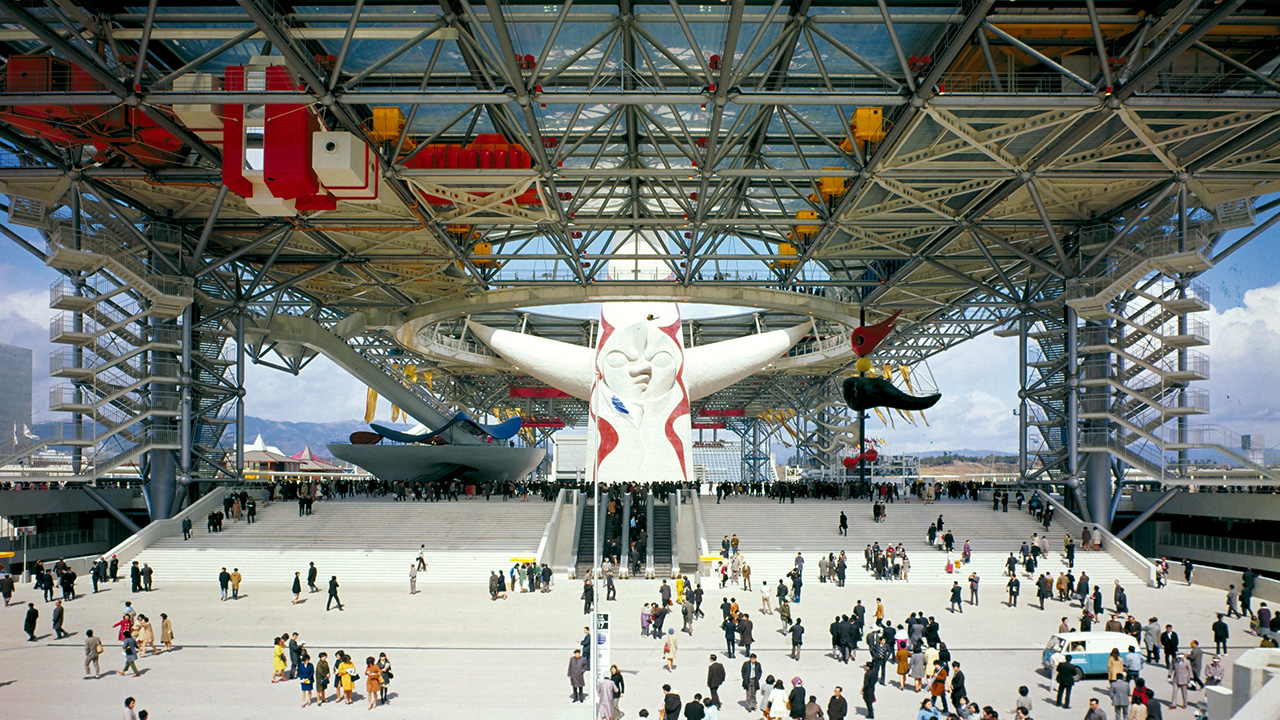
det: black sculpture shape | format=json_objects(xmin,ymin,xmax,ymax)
[{"xmin": 841, "ymin": 376, "xmax": 941, "ymax": 412}]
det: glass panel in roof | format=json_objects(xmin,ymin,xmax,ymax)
[
  {"xmin": 804, "ymin": 22, "xmax": 944, "ymax": 80},
  {"xmin": 170, "ymin": 39, "xmax": 269, "ymax": 75},
  {"xmin": 324, "ymin": 37, "xmax": 469, "ymax": 76},
  {"xmin": 538, "ymin": 23, "xmax": 620, "ymax": 76},
  {"xmin": 405, "ymin": 104, "xmax": 495, "ymax": 135}
]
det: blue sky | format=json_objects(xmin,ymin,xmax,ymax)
[{"xmin": 1, "ymin": 216, "xmax": 1277, "ymax": 454}]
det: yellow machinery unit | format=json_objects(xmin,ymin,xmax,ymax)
[
  {"xmin": 853, "ymin": 107, "xmax": 886, "ymax": 143},
  {"xmin": 472, "ymin": 241, "xmax": 500, "ymax": 268},
  {"xmin": 795, "ymin": 210, "xmax": 820, "ymax": 241},
  {"xmin": 770, "ymin": 242, "xmax": 798, "ymax": 269},
  {"xmin": 370, "ymin": 107, "xmax": 406, "ymax": 143},
  {"xmin": 839, "ymin": 107, "xmax": 887, "ymax": 153},
  {"xmin": 816, "ymin": 172, "xmax": 845, "ymax": 203}
]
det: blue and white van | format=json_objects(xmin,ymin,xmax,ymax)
[{"xmin": 1042, "ymin": 631, "xmax": 1137, "ymax": 677}]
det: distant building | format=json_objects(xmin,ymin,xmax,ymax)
[{"xmin": 0, "ymin": 343, "xmax": 33, "ymax": 455}]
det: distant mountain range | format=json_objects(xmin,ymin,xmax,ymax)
[
  {"xmin": 241, "ymin": 417, "xmax": 386, "ymax": 456},
  {"xmin": 919, "ymin": 449, "xmax": 1017, "ymax": 458},
  {"xmin": 31, "ymin": 417, "xmax": 416, "ymax": 458}
]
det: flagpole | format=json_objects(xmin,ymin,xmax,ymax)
[{"xmin": 591, "ymin": 476, "xmax": 600, "ymax": 719}]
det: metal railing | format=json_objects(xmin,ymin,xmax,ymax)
[
  {"xmin": 1159, "ymin": 531, "xmax": 1280, "ymax": 560},
  {"xmin": 1079, "ymin": 348, "xmax": 1210, "ymax": 379},
  {"xmin": 1164, "ymin": 425, "xmax": 1265, "ymax": 454},
  {"xmin": 785, "ymin": 332, "xmax": 848, "ymax": 359},
  {"xmin": 48, "ymin": 226, "xmax": 193, "ymax": 299},
  {"xmin": 0, "ymin": 528, "xmax": 106, "ymax": 551},
  {"xmin": 428, "ymin": 330, "xmax": 493, "ymax": 357}
]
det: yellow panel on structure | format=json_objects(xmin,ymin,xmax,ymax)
[
  {"xmin": 796, "ymin": 210, "xmax": 820, "ymax": 240},
  {"xmin": 817, "ymin": 172, "xmax": 845, "ymax": 202},
  {"xmin": 472, "ymin": 241, "xmax": 500, "ymax": 268},
  {"xmin": 370, "ymin": 107, "xmax": 406, "ymax": 142},
  {"xmin": 770, "ymin": 242, "xmax": 798, "ymax": 269},
  {"xmin": 854, "ymin": 107, "xmax": 885, "ymax": 143}
]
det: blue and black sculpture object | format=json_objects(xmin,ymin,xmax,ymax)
[
  {"xmin": 841, "ymin": 311, "xmax": 942, "ymax": 413},
  {"xmin": 841, "ymin": 375, "xmax": 941, "ymax": 412}
]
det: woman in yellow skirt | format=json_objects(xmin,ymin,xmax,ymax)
[
  {"xmin": 336, "ymin": 653, "xmax": 356, "ymax": 704},
  {"xmin": 272, "ymin": 637, "xmax": 288, "ymax": 683}
]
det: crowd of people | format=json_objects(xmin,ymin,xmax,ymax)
[
  {"xmin": 270, "ymin": 631, "xmax": 395, "ymax": 709},
  {"xmin": 564, "ymin": 494, "xmax": 1275, "ymax": 720}
]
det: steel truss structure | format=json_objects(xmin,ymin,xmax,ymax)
[{"xmin": 2, "ymin": 0, "xmax": 1280, "ymax": 525}]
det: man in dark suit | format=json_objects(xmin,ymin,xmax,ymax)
[
  {"xmin": 1055, "ymin": 654, "xmax": 1078, "ymax": 708},
  {"xmin": 741, "ymin": 653, "xmax": 763, "ymax": 711},
  {"xmin": 661, "ymin": 684, "xmax": 682, "ymax": 720},
  {"xmin": 181, "ymin": 516, "xmax": 192, "ymax": 540},
  {"xmin": 52, "ymin": 599, "xmax": 67, "ymax": 638},
  {"xmin": 1160, "ymin": 624, "xmax": 1180, "ymax": 668},
  {"xmin": 738, "ymin": 613, "xmax": 754, "ymax": 656},
  {"xmin": 950, "ymin": 661, "xmax": 967, "ymax": 711},
  {"xmin": 288, "ymin": 633, "xmax": 302, "ymax": 679},
  {"xmin": 707, "ymin": 654, "xmax": 725, "ymax": 708},
  {"xmin": 861, "ymin": 661, "xmax": 877, "ymax": 718},
  {"xmin": 684, "ymin": 693, "xmax": 706, "ymax": 720},
  {"xmin": 1212, "ymin": 613, "xmax": 1229, "ymax": 654},
  {"xmin": 23, "ymin": 602, "xmax": 38, "ymax": 641},
  {"xmin": 326, "ymin": 576, "xmax": 342, "ymax": 611},
  {"xmin": 720, "ymin": 616, "xmax": 737, "ymax": 658}
]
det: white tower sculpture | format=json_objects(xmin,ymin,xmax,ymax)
[{"xmin": 469, "ymin": 235, "xmax": 807, "ymax": 483}]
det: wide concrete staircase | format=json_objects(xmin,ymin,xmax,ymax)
[
  {"xmin": 699, "ymin": 496, "xmax": 1140, "ymax": 587},
  {"xmin": 131, "ymin": 497, "xmax": 553, "ymax": 584}
]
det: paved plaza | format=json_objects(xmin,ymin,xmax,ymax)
[{"xmin": 2, "ymin": 500, "xmax": 1256, "ymax": 720}]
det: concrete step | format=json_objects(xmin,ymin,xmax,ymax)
[
  {"xmin": 131, "ymin": 497, "xmax": 554, "ymax": 585},
  {"xmin": 699, "ymin": 497, "xmax": 1140, "ymax": 587}
]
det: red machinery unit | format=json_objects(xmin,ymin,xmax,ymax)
[
  {"xmin": 220, "ymin": 63, "xmax": 380, "ymax": 215},
  {"xmin": 0, "ymin": 55, "xmax": 186, "ymax": 167},
  {"xmin": 509, "ymin": 386, "xmax": 571, "ymax": 398},
  {"xmin": 222, "ymin": 63, "xmax": 336, "ymax": 214},
  {"xmin": 699, "ymin": 408, "xmax": 746, "ymax": 417},
  {"xmin": 403, "ymin": 133, "xmax": 541, "ymax": 206}
]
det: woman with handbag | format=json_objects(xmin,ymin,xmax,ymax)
[
  {"xmin": 376, "ymin": 652, "xmax": 392, "ymax": 705},
  {"xmin": 663, "ymin": 628, "xmax": 678, "ymax": 671},
  {"xmin": 159, "ymin": 614, "xmax": 174, "ymax": 653},
  {"xmin": 135, "ymin": 615, "xmax": 156, "ymax": 657},
  {"xmin": 272, "ymin": 637, "xmax": 288, "ymax": 683},
  {"xmin": 609, "ymin": 664, "xmax": 625, "ymax": 717},
  {"xmin": 364, "ymin": 656, "xmax": 382, "ymax": 710},
  {"xmin": 315, "ymin": 652, "xmax": 330, "ymax": 705},
  {"xmin": 336, "ymin": 652, "xmax": 356, "ymax": 704}
]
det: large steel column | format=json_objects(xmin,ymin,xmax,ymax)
[
  {"xmin": 235, "ymin": 311, "xmax": 246, "ymax": 479},
  {"xmin": 1017, "ymin": 309, "xmax": 1028, "ymax": 480},
  {"xmin": 1175, "ymin": 183, "xmax": 1190, "ymax": 476},
  {"xmin": 148, "ymin": 317, "xmax": 178, "ymax": 520},
  {"xmin": 857, "ymin": 308, "xmax": 868, "ymax": 486},
  {"xmin": 1066, "ymin": 305, "xmax": 1080, "ymax": 480},
  {"xmin": 70, "ymin": 184, "xmax": 83, "ymax": 475},
  {"xmin": 176, "ymin": 303, "xmax": 194, "ymax": 512},
  {"xmin": 1082, "ymin": 314, "xmax": 1112, "ymax": 527}
]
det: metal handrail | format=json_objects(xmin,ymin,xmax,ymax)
[
  {"xmin": 1159, "ymin": 531, "xmax": 1280, "ymax": 560},
  {"xmin": 48, "ymin": 226, "xmax": 193, "ymax": 299}
]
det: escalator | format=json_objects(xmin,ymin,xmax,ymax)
[
  {"xmin": 602, "ymin": 493, "xmax": 622, "ymax": 565},
  {"xmin": 652, "ymin": 501, "xmax": 672, "ymax": 577},
  {"xmin": 575, "ymin": 498, "xmax": 595, "ymax": 577}
]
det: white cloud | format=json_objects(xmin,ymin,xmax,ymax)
[
  {"xmin": 1202, "ymin": 282, "xmax": 1280, "ymax": 444},
  {"xmin": 865, "ymin": 331, "xmax": 1022, "ymax": 454},
  {"xmin": 243, "ymin": 354, "xmax": 367, "ymax": 424}
]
